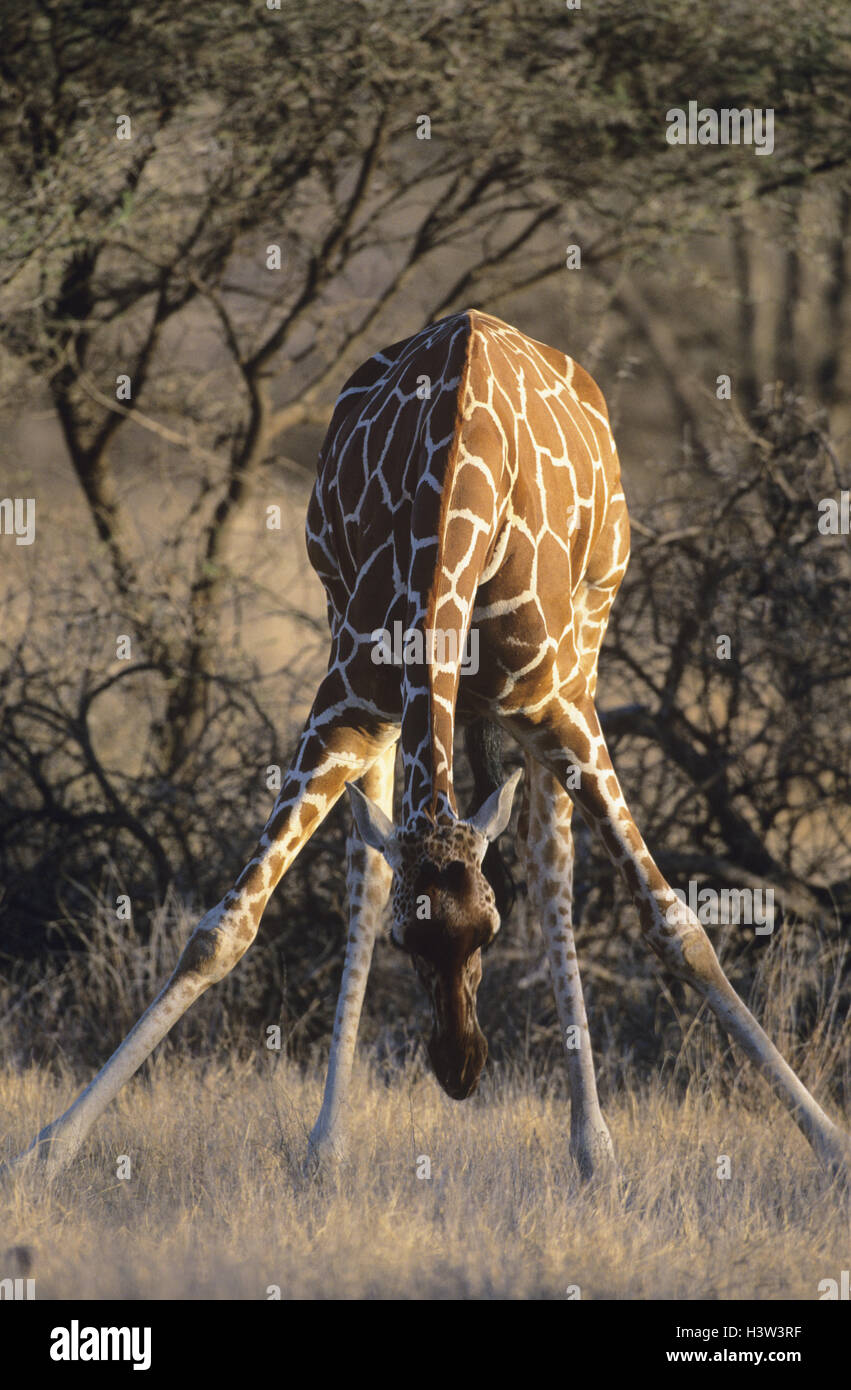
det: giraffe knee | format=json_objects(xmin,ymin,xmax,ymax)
[
  {"xmin": 174, "ymin": 907, "xmax": 254, "ymax": 986},
  {"xmin": 682, "ymin": 928, "xmax": 722, "ymax": 980},
  {"xmin": 659, "ymin": 920, "xmax": 724, "ymax": 989}
]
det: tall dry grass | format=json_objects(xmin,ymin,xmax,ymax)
[{"xmin": 1, "ymin": 916, "xmax": 849, "ymax": 1300}]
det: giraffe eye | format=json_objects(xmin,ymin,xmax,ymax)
[
  {"xmin": 441, "ymin": 860, "xmax": 468, "ymax": 893},
  {"xmin": 414, "ymin": 861, "xmax": 441, "ymax": 892}
]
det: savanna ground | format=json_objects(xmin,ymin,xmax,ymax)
[
  {"xmin": 2, "ymin": 917, "xmax": 850, "ymax": 1301},
  {"xmin": 3, "ymin": 1059, "xmax": 849, "ymax": 1302}
]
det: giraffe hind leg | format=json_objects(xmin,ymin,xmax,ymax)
[{"xmin": 524, "ymin": 757, "xmax": 615, "ymax": 1179}]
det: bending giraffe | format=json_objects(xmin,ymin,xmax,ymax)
[{"xmin": 7, "ymin": 310, "xmax": 849, "ymax": 1182}]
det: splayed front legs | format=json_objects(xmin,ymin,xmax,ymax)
[{"xmin": 3, "ymin": 684, "xmax": 396, "ymax": 1183}]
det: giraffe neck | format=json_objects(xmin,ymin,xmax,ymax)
[
  {"xmin": 399, "ymin": 652, "xmax": 458, "ymax": 825},
  {"xmin": 397, "ymin": 317, "xmax": 502, "ymax": 827}
]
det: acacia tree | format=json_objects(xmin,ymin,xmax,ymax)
[
  {"xmin": 0, "ymin": 0, "xmax": 849, "ymax": 969},
  {"xmin": 2, "ymin": 0, "xmax": 848, "ymax": 767},
  {"xmin": 598, "ymin": 394, "xmax": 851, "ymax": 935}
]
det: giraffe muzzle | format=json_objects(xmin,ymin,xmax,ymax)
[
  {"xmin": 416, "ymin": 949, "xmax": 489, "ymax": 1100},
  {"xmin": 428, "ymin": 1018, "xmax": 488, "ymax": 1100}
]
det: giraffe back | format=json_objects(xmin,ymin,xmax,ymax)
[{"xmin": 307, "ymin": 310, "xmax": 629, "ymax": 819}]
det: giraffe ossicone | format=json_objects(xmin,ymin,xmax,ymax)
[{"xmin": 6, "ymin": 309, "xmax": 850, "ymax": 1184}]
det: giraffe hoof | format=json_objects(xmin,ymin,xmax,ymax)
[
  {"xmin": 303, "ymin": 1128, "xmax": 347, "ymax": 1179},
  {"xmin": 0, "ymin": 1145, "xmax": 45, "ymax": 1187},
  {"xmin": 570, "ymin": 1128, "xmax": 617, "ymax": 1182},
  {"xmin": 819, "ymin": 1139, "xmax": 851, "ymax": 1185}
]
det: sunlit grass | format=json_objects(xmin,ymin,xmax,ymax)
[{"xmin": 2, "ymin": 1051, "xmax": 849, "ymax": 1300}]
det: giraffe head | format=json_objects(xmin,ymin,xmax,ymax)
[{"xmin": 348, "ymin": 768, "xmax": 522, "ymax": 1100}]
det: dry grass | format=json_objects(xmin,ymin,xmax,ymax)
[
  {"xmin": 2, "ymin": 1050, "xmax": 849, "ymax": 1300},
  {"xmin": 2, "ymin": 906, "xmax": 850, "ymax": 1300}
]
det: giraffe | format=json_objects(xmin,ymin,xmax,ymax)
[{"xmin": 6, "ymin": 309, "xmax": 849, "ymax": 1182}]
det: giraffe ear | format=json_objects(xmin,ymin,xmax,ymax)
[
  {"xmin": 469, "ymin": 767, "xmax": 523, "ymax": 842},
  {"xmin": 347, "ymin": 782, "xmax": 396, "ymax": 856}
]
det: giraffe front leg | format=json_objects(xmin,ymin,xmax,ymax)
[
  {"xmin": 2, "ymin": 687, "xmax": 396, "ymax": 1184},
  {"xmin": 524, "ymin": 758, "xmax": 615, "ymax": 1180},
  {"xmin": 307, "ymin": 741, "xmax": 396, "ymax": 1168},
  {"xmin": 513, "ymin": 697, "xmax": 851, "ymax": 1179}
]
